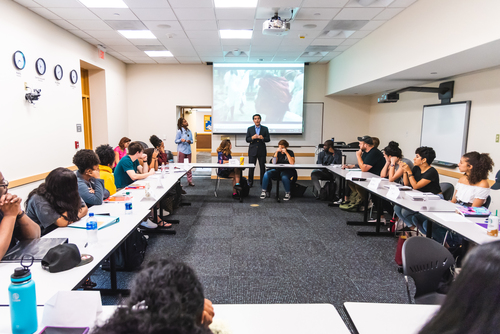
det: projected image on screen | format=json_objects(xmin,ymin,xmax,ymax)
[{"xmin": 213, "ymin": 63, "xmax": 304, "ymax": 134}]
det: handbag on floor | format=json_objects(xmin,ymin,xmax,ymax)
[
  {"xmin": 102, "ymin": 228, "xmax": 148, "ymax": 272},
  {"xmin": 394, "ymin": 235, "xmax": 407, "ymax": 266}
]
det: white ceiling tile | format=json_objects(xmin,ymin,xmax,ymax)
[
  {"xmin": 255, "ymin": 7, "xmax": 296, "ymax": 20},
  {"xmin": 68, "ymin": 29, "xmax": 92, "ymax": 39},
  {"xmin": 218, "ymin": 20, "xmax": 254, "ymax": 30},
  {"xmin": 107, "ymin": 51, "xmax": 129, "ymax": 59},
  {"xmin": 129, "ymin": 58, "xmax": 157, "ymax": 63},
  {"xmin": 167, "ymin": 47, "xmax": 198, "ymax": 56},
  {"xmin": 345, "ymin": 0, "xmax": 394, "ymax": 7},
  {"xmin": 249, "ymin": 50, "xmax": 277, "ymax": 56},
  {"xmin": 301, "ymin": 0, "xmax": 348, "ymax": 7},
  {"xmin": 47, "ymin": 7, "xmax": 100, "ymax": 20},
  {"xmin": 284, "ymin": 30, "xmax": 321, "ymax": 39},
  {"xmin": 194, "ymin": 45, "xmax": 223, "ymax": 52},
  {"xmin": 186, "ymin": 30, "xmax": 220, "ymax": 39},
  {"xmin": 321, "ymin": 51, "xmax": 342, "ymax": 59},
  {"xmin": 123, "ymin": 0, "xmax": 170, "ymax": 8},
  {"xmin": 160, "ymin": 39, "xmax": 196, "ymax": 48},
  {"xmin": 176, "ymin": 57, "xmax": 202, "ymax": 63},
  {"xmin": 197, "ymin": 50, "xmax": 224, "ymax": 57},
  {"xmin": 199, "ymin": 57, "xmax": 225, "ymax": 62},
  {"xmin": 168, "ymin": 0, "xmax": 212, "ymax": 7},
  {"xmin": 334, "ymin": 8, "xmax": 384, "ymax": 20},
  {"xmin": 223, "ymin": 57, "xmax": 250, "ymax": 63},
  {"xmin": 34, "ymin": 0, "xmax": 84, "ymax": 7},
  {"xmin": 122, "ymin": 59, "xmax": 135, "ymax": 63},
  {"xmin": 104, "ymin": 20, "xmax": 146, "ymax": 30},
  {"xmin": 152, "ymin": 30, "xmax": 188, "ymax": 39},
  {"xmin": 348, "ymin": 30, "xmax": 371, "ymax": 38},
  {"xmin": 14, "ymin": 0, "xmax": 42, "ymax": 8},
  {"xmin": 95, "ymin": 37, "xmax": 133, "ymax": 46},
  {"xmin": 180, "ymin": 20, "xmax": 218, "ymax": 31},
  {"xmin": 130, "ymin": 39, "xmax": 162, "ymax": 45},
  {"xmin": 296, "ymin": 8, "xmax": 341, "ymax": 20},
  {"xmin": 279, "ymin": 38, "xmax": 314, "ymax": 46},
  {"xmin": 258, "ymin": 0, "xmax": 302, "ymax": 7},
  {"xmin": 50, "ymin": 19, "xmax": 77, "ymax": 30},
  {"xmin": 340, "ymin": 38, "xmax": 360, "ymax": 45},
  {"xmin": 251, "ymin": 36, "xmax": 284, "ymax": 45},
  {"xmin": 83, "ymin": 38, "xmax": 101, "ymax": 45},
  {"xmin": 120, "ymin": 51, "xmax": 148, "ymax": 57},
  {"xmin": 215, "ymin": 8, "xmax": 256, "ymax": 20},
  {"xmin": 372, "ymin": 7, "xmax": 403, "ymax": 20},
  {"xmin": 143, "ymin": 20, "xmax": 184, "ymax": 31},
  {"xmin": 189, "ymin": 38, "xmax": 221, "ymax": 46},
  {"xmin": 155, "ymin": 58, "xmax": 180, "ymax": 64},
  {"xmin": 274, "ymin": 51, "xmax": 302, "ymax": 57},
  {"xmin": 131, "ymin": 8, "xmax": 176, "ymax": 20},
  {"xmin": 173, "ymin": 8, "xmax": 216, "ymax": 20},
  {"xmin": 359, "ymin": 20, "xmax": 385, "ymax": 30},
  {"xmin": 108, "ymin": 44, "xmax": 141, "ymax": 52},
  {"xmin": 221, "ymin": 39, "xmax": 252, "ymax": 46},
  {"xmin": 278, "ymin": 45, "xmax": 306, "ymax": 52},
  {"xmin": 389, "ymin": 0, "xmax": 417, "ymax": 7},
  {"xmin": 222, "ymin": 45, "xmax": 249, "ymax": 52},
  {"xmin": 289, "ymin": 20, "xmax": 330, "ymax": 31},
  {"xmin": 296, "ymin": 56, "xmax": 322, "ymax": 62},
  {"xmin": 333, "ymin": 45, "xmax": 351, "ymax": 51},
  {"xmin": 311, "ymin": 38, "xmax": 345, "ymax": 45},
  {"xmin": 89, "ymin": 8, "xmax": 138, "ymax": 20},
  {"xmin": 85, "ymin": 30, "xmax": 124, "ymax": 39},
  {"xmin": 28, "ymin": 7, "xmax": 61, "ymax": 19}
]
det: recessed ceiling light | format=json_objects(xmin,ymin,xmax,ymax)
[
  {"xmin": 78, "ymin": 0, "xmax": 128, "ymax": 8},
  {"xmin": 118, "ymin": 30, "xmax": 156, "ymax": 39},
  {"xmin": 431, "ymin": 72, "xmax": 438, "ymax": 74},
  {"xmin": 145, "ymin": 51, "xmax": 173, "ymax": 57},
  {"xmin": 314, "ymin": 13, "xmax": 321, "ymax": 16},
  {"xmin": 220, "ymin": 30, "xmax": 252, "ymax": 39},
  {"xmin": 214, "ymin": 0, "xmax": 257, "ymax": 8},
  {"xmin": 303, "ymin": 24, "xmax": 317, "ymax": 29}
]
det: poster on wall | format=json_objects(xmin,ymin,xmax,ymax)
[{"xmin": 204, "ymin": 115, "xmax": 212, "ymax": 132}]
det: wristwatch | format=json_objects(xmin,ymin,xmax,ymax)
[{"xmin": 17, "ymin": 210, "xmax": 25, "ymax": 219}]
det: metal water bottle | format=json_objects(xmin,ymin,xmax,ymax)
[{"xmin": 9, "ymin": 263, "xmax": 38, "ymax": 334}]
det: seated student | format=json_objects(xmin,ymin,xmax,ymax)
[
  {"xmin": 261, "ymin": 139, "xmax": 295, "ymax": 201},
  {"xmin": 149, "ymin": 134, "xmax": 172, "ymax": 168},
  {"xmin": 73, "ymin": 149, "xmax": 110, "ymax": 207},
  {"xmin": 311, "ymin": 140, "xmax": 342, "ymax": 199},
  {"xmin": 216, "ymin": 139, "xmax": 243, "ymax": 196},
  {"xmin": 0, "ymin": 171, "xmax": 40, "ymax": 260},
  {"xmin": 416, "ymin": 151, "xmax": 494, "ymax": 242},
  {"xmin": 114, "ymin": 141, "xmax": 155, "ymax": 190},
  {"xmin": 419, "ymin": 240, "xmax": 500, "ymax": 334},
  {"xmin": 26, "ymin": 167, "xmax": 88, "ymax": 236},
  {"xmin": 95, "ymin": 144, "xmax": 117, "ymax": 196},
  {"xmin": 394, "ymin": 146, "xmax": 441, "ymax": 229},
  {"xmin": 114, "ymin": 136, "xmax": 131, "ymax": 168},
  {"xmin": 380, "ymin": 141, "xmax": 414, "ymax": 183},
  {"xmin": 93, "ymin": 259, "xmax": 214, "ymax": 334}
]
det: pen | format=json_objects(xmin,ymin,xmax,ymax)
[{"xmin": 84, "ymin": 242, "xmax": 88, "ymax": 248}]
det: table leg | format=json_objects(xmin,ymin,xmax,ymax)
[
  {"xmin": 357, "ymin": 196, "xmax": 393, "ymax": 237},
  {"xmin": 426, "ymin": 220, "xmax": 433, "ymax": 238},
  {"xmin": 347, "ymin": 191, "xmax": 370, "ymax": 226},
  {"xmin": 276, "ymin": 178, "xmax": 280, "ymax": 203}
]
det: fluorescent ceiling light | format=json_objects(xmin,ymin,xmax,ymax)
[
  {"xmin": 78, "ymin": 0, "xmax": 128, "ymax": 8},
  {"xmin": 118, "ymin": 30, "xmax": 156, "ymax": 39},
  {"xmin": 220, "ymin": 30, "xmax": 252, "ymax": 39},
  {"xmin": 145, "ymin": 51, "xmax": 173, "ymax": 57},
  {"xmin": 214, "ymin": 0, "xmax": 257, "ymax": 8}
]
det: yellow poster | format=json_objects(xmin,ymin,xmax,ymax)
[{"xmin": 204, "ymin": 115, "xmax": 212, "ymax": 132}]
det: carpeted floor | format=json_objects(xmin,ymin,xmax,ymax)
[{"xmin": 92, "ymin": 176, "xmax": 414, "ymax": 332}]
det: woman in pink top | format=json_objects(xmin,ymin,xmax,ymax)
[{"xmin": 114, "ymin": 137, "xmax": 131, "ymax": 168}]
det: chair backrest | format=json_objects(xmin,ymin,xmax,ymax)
[
  {"xmin": 440, "ymin": 182, "xmax": 455, "ymax": 201},
  {"xmin": 484, "ymin": 195, "xmax": 492, "ymax": 209},
  {"xmin": 402, "ymin": 236, "xmax": 454, "ymax": 299}
]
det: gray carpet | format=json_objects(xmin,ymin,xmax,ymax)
[{"xmin": 92, "ymin": 176, "xmax": 413, "ymax": 332}]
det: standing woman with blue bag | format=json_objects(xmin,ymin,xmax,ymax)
[{"xmin": 175, "ymin": 117, "xmax": 195, "ymax": 186}]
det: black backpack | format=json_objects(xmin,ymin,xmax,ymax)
[
  {"xmin": 233, "ymin": 176, "xmax": 250, "ymax": 199},
  {"xmin": 319, "ymin": 181, "xmax": 336, "ymax": 201},
  {"xmin": 102, "ymin": 227, "xmax": 148, "ymax": 272}
]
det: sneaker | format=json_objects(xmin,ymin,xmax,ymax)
[
  {"xmin": 140, "ymin": 219, "xmax": 158, "ymax": 229},
  {"xmin": 283, "ymin": 192, "xmax": 291, "ymax": 201},
  {"xmin": 234, "ymin": 183, "xmax": 242, "ymax": 191},
  {"xmin": 368, "ymin": 217, "xmax": 386, "ymax": 224},
  {"xmin": 260, "ymin": 190, "xmax": 267, "ymax": 199},
  {"xmin": 333, "ymin": 198, "xmax": 343, "ymax": 205}
]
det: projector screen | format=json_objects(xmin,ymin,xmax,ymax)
[
  {"xmin": 420, "ymin": 101, "xmax": 471, "ymax": 165},
  {"xmin": 212, "ymin": 63, "xmax": 304, "ymax": 134}
]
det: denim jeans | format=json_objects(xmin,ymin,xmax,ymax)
[{"xmin": 262, "ymin": 169, "xmax": 295, "ymax": 193}]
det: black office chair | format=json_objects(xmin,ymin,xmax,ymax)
[
  {"xmin": 402, "ymin": 236, "xmax": 454, "ymax": 304},
  {"xmin": 484, "ymin": 195, "xmax": 492, "ymax": 208},
  {"xmin": 439, "ymin": 182, "xmax": 455, "ymax": 201},
  {"xmin": 137, "ymin": 141, "xmax": 149, "ymax": 150}
]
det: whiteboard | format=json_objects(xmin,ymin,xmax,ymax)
[
  {"xmin": 235, "ymin": 102, "xmax": 323, "ymax": 148},
  {"xmin": 420, "ymin": 101, "xmax": 471, "ymax": 165}
]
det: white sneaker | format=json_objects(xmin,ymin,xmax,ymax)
[
  {"xmin": 140, "ymin": 219, "xmax": 158, "ymax": 229},
  {"xmin": 260, "ymin": 190, "xmax": 267, "ymax": 199},
  {"xmin": 368, "ymin": 217, "xmax": 386, "ymax": 224},
  {"xmin": 333, "ymin": 199, "xmax": 343, "ymax": 205},
  {"xmin": 283, "ymin": 192, "xmax": 291, "ymax": 201}
]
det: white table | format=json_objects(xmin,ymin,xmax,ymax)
[
  {"xmin": 344, "ymin": 302, "xmax": 439, "ymax": 334},
  {"xmin": 0, "ymin": 303, "xmax": 349, "ymax": 334}
]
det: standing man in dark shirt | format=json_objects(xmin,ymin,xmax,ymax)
[{"xmin": 246, "ymin": 114, "xmax": 270, "ymax": 187}]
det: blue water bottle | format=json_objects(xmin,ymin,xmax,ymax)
[
  {"xmin": 9, "ymin": 260, "xmax": 38, "ymax": 334},
  {"xmin": 86, "ymin": 212, "xmax": 98, "ymax": 245}
]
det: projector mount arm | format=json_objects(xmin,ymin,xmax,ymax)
[{"xmin": 378, "ymin": 81, "xmax": 454, "ymax": 104}]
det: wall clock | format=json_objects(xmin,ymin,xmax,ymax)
[
  {"xmin": 13, "ymin": 51, "xmax": 26, "ymax": 70},
  {"xmin": 70, "ymin": 70, "xmax": 78, "ymax": 84},
  {"xmin": 54, "ymin": 64, "xmax": 63, "ymax": 80},
  {"xmin": 36, "ymin": 58, "xmax": 46, "ymax": 75}
]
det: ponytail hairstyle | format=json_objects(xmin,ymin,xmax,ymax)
[
  {"xmin": 149, "ymin": 134, "xmax": 162, "ymax": 149},
  {"xmin": 26, "ymin": 167, "xmax": 81, "ymax": 222},
  {"xmin": 383, "ymin": 141, "xmax": 402, "ymax": 159},
  {"xmin": 177, "ymin": 117, "xmax": 187, "ymax": 131},
  {"xmin": 217, "ymin": 139, "xmax": 232, "ymax": 157},
  {"xmin": 463, "ymin": 151, "xmax": 494, "ymax": 185}
]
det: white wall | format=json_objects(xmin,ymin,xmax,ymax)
[
  {"xmin": 368, "ymin": 67, "xmax": 500, "ymax": 213},
  {"xmin": 1, "ymin": 0, "xmax": 127, "ymax": 183}
]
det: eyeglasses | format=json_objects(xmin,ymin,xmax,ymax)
[{"xmin": 0, "ymin": 179, "xmax": 9, "ymax": 189}]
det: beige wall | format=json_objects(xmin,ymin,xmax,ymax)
[{"xmin": 368, "ymin": 67, "xmax": 500, "ymax": 212}]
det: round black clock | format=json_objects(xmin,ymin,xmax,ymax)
[
  {"xmin": 70, "ymin": 70, "xmax": 78, "ymax": 84},
  {"xmin": 54, "ymin": 64, "xmax": 63, "ymax": 80},
  {"xmin": 36, "ymin": 58, "xmax": 46, "ymax": 75},
  {"xmin": 13, "ymin": 51, "xmax": 26, "ymax": 70}
]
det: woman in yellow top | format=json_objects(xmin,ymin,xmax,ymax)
[{"xmin": 96, "ymin": 144, "xmax": 117, "ymax": 195}]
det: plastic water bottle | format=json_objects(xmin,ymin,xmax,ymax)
[
  {"xmin": 86, "ymin": 213, "xmax": 98, "ymax": 245},
  {"xmin": 9, "ymin": 266, "xmax": 37, "ymax": 334},
  {"xmin": 125, "ymin": 202, "xmax": 133, "ymax": 214},
  {"xmin": 161, "ymin": 162, "xmax": 166, "ymax": 179},
  {"xmin": 169, "ymin": 160, "xmax": 174, "ymax": 174}
]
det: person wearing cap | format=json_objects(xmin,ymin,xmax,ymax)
[{"xmin": 0, "ymin": 171, "xmax": 41, "ymax": 260}]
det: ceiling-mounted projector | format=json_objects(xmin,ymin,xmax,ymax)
[{"xmin": 262, "ymin": 13, "xmax": 291, "ymax": 36}]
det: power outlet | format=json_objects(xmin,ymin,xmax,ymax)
[{"xmin": 496, "ymin": 134, "xmax": 499, "ymax": 143}]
